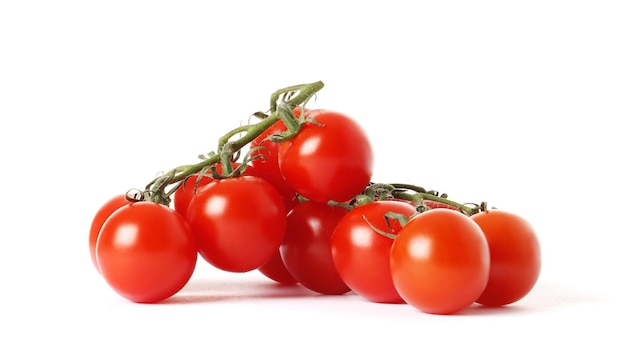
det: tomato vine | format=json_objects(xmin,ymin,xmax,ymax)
[
  {"xmin": 136, "ymin": 80, "xmax": 325, "ymax": 205},
  {"xmin": 334, "ymin": 182, "xmax": 484, "ymax": 219}
]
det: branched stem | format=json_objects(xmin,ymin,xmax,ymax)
[
  {"xmin": 358, "ymin": 183, "xmax": 481, "ymax": 216},
  {"xmin": 141, "ymin": 81, "xmax": 324, "ymax": 205}
]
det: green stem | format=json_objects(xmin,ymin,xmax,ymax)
[
  {"xmin": 269, "ymin": 81, "xmax": 323, "ymax": 113},
  {"xmin": 392, "ymin": 190, "xmax": 479, "ymax": 216},
  {"xmin": 218, "ymin": 124, "xmax": 254, "ymax": 152},
  {"xmin": 360, "ymin": 182, "xmax": 480, "ymax": 216},
  {"xmin": 388, "ymin": 183, "xmax": 427, "ymax": 194}
]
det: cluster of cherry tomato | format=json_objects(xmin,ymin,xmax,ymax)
[{"xmin": 89, "ymin": 83, "xmax": 541, "ymax": 315}]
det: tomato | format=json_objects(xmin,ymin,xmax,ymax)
[
  {"xmin": 423, "ymin": 199, "xmax": 459, "ymax": 211},
  {"xmin": 186, "ymin": 175, "xmax": 287, "ymax": 273},
  {"xmin": 250, "ymin": 109, "xmax": 303, "ymax": 209},
  {"xmin": 173, "ymin": 173, "xmax": 213, "ymax": 218},
  {"xmin": 88, "ymin": 194, "xmax": 133, "ymax": 273},
  {"xmin": 280, "ymin": 201, "xmax": 351, "ymax": 295},
  {"xmin": 390, "ymin": 209, "xmax": 490, "ymax": 314},
  {"xmin": 470, "ymin": 210, "xmax": 541, "ymax": 306},
  {"xmin": 278, "ymin": 109, "xmax": 373, "ymax": 203},
  {"xmin": 257, "ymin": 249, "xmax": 298, "ymax": 285},
  {"xmin": 173, "ymin": 162, "xmax": 259, "ymax": 217},
  {"xmin": 331, "ymin": 201, "xmax": 417, "ymax": 303},
  {"xmin": 96, "ymin": 201, "xmax": 198, "ymax": 303}
]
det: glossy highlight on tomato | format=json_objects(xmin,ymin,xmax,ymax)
[
  {"xmin": 390, "ymin": 209, "xmax": 490, "ymax": 314},
  {"xmin": 96, "ymin": 202, "xmax": 198, "ymax": 303}
]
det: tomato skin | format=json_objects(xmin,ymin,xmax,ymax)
[
  {"xmin": 280, "ymin": 201, "xmax": 351, "ymax": 295},
  {"xmin": 186, "ymin": 176, "xmax": 287, "ymax": 273},
  {"xmin": 96, "ymin": 202, "xmax": 198, "ymax": 303},
  {"xmin": 88, "ymin": 194, "xmax": 132, "ymax": 273},
  {"xmin": 390, "ymin": 209, "xmax": 490, "ymax": 315},
  {"xmin": 173, "ymin": 162, "xmax": 260, "ymax": 217},
  {"xmin": 278, "ymin": 110, "xmax": 373, "ymax": 203},
  {"xmin": 173, "ymin": 173, "xmax": 213, "ymax": 218},
  {"xmin": 257, "ymin": 249, "xmax": 298, "ymax": 285},
  {"xmin": 250, "ymin": 110, "xmax": 301, "ymax": 210},
  {"xmin": 332, "ymin": 201, "xmax": 417, "ymax": 303},
  {"xmin": 422, "ymin": 199, "xmax": 459, "ymax": 211},
  {"xmin": 470, "ymin": 210, "xmax": 541, "ymax": 306}
]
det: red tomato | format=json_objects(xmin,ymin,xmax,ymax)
[
  {"xmin": 88, "ymin": 194, "xmax": 133, "ymax": 273},
  {"xmin": 280, "ymin": 201, "xmax": 351, "ymax": 295},
  {"xmin": 186, "ymin": 176, "xmax": 287, "ymax": 273},
  {"xmin": 423, "ymin": 199, "xmax": 459, "ymax": 211},
  {"xmin": 173, "ymin": 173, "xmax": 213, "ymax": 218},
  {"xmin": 250, "ymin": 121, "xmax": 300, "ymax": 210},
  {"xmin": 332, "ymin": 201, "xmax": 417, "ymax": 303},
  {"xmin": 390, "ymin": 209, "xmax": 490, "ymax": 314},
  {"xmin": 278, "ymin": 110, "xmax": 373, "ymax": 203},
  {"xmin": 173, "ymin": 162, "xmax": 259, "ymax": 217},
  {"xmin": 257, "ymin": 249, "xmax": 298, "ymax": 285},
  {"xmin": 96, "ymin": 202, "xmax": 198, "ymax": 303},
  {"xmin": 471, "ymin": 210, "xmax": 541, "ymax": 306}
]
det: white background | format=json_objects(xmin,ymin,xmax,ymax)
[{"xmin": 1, "ymin": 1, "xmax": 625, "ymax": 359}]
